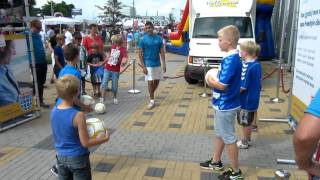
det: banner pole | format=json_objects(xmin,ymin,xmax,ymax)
[
  {"xmin": 24, "ymin": 0, "xmax": 41, "ymax": 113},
  {"xmin": 269, "ymin": 0, "xmax": 289, "ymax": 103},
  {"xmin": 199, "ymin": 60, "xmax": 211, "ymax": 98}
]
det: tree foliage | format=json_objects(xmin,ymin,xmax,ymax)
[
  {"xmin": 41, "ymin": 1, "xmax": 75, "ymax": 17},
  {"xmin": 28, "ymin": 0, "xmax": 41, "ymax": 16},
  {"xmin": 98, "ymin": 0, "xmax": 125, "ymax": 26}
]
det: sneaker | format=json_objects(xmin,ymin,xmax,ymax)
[
  {"xmin": 113, "ymin": 98, "xmax": 118, "ymax": 105},
  {"xmin": 218, "ymin": 168, "xmax": 243, "ymax": 180},
  {"xmin": 99, "ymin": 98, "xmax": 104, "ymax": 103},
  {"xmin": 251, "ymin": 125, "xmax": 258, "ymax": 132},
  {"xmin": 147, "ymin": 102, "xmax": 155, "ymax": 110},
  {"xmin": 40, "ymin": 102, "xmax": 50, "ymax": 108},
  {"xmin": 237, "ymin": 140, "xmax": 249, "ymax": 149},
  {"xmin": 200, "ymin": 158, "xmax": 224, "ymax": 171},
  {"xmin": 50, "ymin": 164, "xmax": 58, "ymax": 177}
]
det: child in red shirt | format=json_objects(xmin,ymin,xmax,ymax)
[{"xmin": 100, "ymin": 34, "xmax": 128, "ymax": 104}]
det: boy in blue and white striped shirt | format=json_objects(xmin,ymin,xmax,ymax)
[{"xmin": 237, "ymin": 40, "xmax": 262, "ymax": 149}]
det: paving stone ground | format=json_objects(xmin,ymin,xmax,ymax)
[{"xmin": 0, "ymin": 52, "xmax": 307, "ymax": 179}]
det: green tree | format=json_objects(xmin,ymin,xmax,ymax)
[
  {"xmin": 97, "ymin": 0, "xmax": 125, "ymax": 26},
  {"xmin": 28, "ymin": 0, "xmax": 41, "ymax": 16},
  {"xmin": 41, "ymin": 1, "xmax": 75, "ymax": 17}
]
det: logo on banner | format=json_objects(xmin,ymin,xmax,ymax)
[{"xmin": 207, "ymin": 0, "xmax": 240, "ymax": 8}]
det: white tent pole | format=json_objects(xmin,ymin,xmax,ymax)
[{"xmin": 24, "ymin": 0, "xmax": 41, "ymax": 113}]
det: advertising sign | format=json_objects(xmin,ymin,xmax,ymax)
[
  {"xmin": 0, "ymin": 34, "xmax": 35, "ymax": 123},
  {"xmin": 291, "ymin": 0, "xmax": 320, "ymax": 121}
]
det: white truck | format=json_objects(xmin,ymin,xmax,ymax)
[{"xmin": 185, "ymin": 0, "xmax": 256, "ymax": 84}]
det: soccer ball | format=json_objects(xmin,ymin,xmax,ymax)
[
  {"xmin": 95, "ymin": 103, "xmax": 106, "ymax": 114},
  {"xmin": 205, "ymin": 68, "xmax": 219, "ymax": 84},
  {"xmin": 81, "ymin": 95, "xmax": 95, "ymax": 106},
  {"xmin": 86, "ymin": 118, "xmax": 106, "ymax": 139}
]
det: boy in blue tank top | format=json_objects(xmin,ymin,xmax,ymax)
[
  {"xmin": 236, "ymin": 41, "xmax": 262, "ymax": 149},
  {"xmin": 51, "ymin": 75, "xmax": 109, "ymax": 179},
  {"xmin": 200, "ymin": 25, "xmax": 243, "ymax": 179},
  {"xmin": 51, "ymin": 44, "xmax": 93, "ymax": 176}
]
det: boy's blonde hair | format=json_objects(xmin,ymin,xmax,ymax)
[
  {"xmin": 56, "ymin": 34, "xmax": 66, "ymax": 41},
  {"xmin": 217, "ymin": 25, "xmax": 240, "ymax": 47},
  {"xmin": 111, "ymin": 34, "xmax": 123, "ymax": 45},
  {"xmin": 240, "ymin": 40, "xmax": 261, "ymax": 57},
  {"xmin": 63, "ymin": 43, "xmax": 79, "ymax": 62},
  {"xmin": 56, "ymin": 75, "xmax": 79, "ymax": 100}
]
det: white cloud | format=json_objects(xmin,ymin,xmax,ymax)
[{"xmin": 34, "ymin": 0, "xmax": 185, "ymax": 20}]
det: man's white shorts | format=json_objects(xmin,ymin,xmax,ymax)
[{"xmin": 145, "ymin": 66, "xmax": 163, "ymax": 81}]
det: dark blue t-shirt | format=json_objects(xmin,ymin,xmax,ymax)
[
  {"xmin": 138, "ymin": 34, "xmax": 163, "ymax": 67},
  {"xmin": 240, "ymin": 60, "xmax": 262, "ymax": 111},
  {"xmin": 54, "ymin": 46, "xmax": 65, "ymax": 67},
  {"xmin": 27, "ymin": 32, "xmax": 47, "ymax": 64},
  {"xmin": 305, "ymin": 89, "xmax": 320, "ymax": 117},
  {"xmin": 212, "ymin": 51, "xmax": 242, "ymax": 111}
]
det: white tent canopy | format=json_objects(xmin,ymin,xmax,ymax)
[{"xmin": 42, "ymin": 17, "xmax": 81, "ymax": 25}]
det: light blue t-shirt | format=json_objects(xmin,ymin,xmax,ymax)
[
  {"xmin": 212, "ymin": 51, "xmax": 242, "ymax": 111},
  {"xmin": 138, "ymin": 34, "xmax": 163, "ymax": 67},
  {"xmin": 305, "ymin": 89, "xmax": 320, "ymax": 117},
  {"xmin": 240, "ymin": 60, "xmax": 262, "ymax": 111},
  {"xmin": 56, "ymin": 65, "xmax": 81, "ymax": 109}
]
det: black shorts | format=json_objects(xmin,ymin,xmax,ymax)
[{"xmin": 237, "ymin": 109, "xmax": 256, "ymax": 126}]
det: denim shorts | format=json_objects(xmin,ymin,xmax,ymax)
[
  {"xmin": 214, "ymin": 109, "xmax": 238, "ymax": 144},
  {"xmin": 101, "ymin": 69, "xmax": 119, "ymax": 93},
  {"xmin": 56, "ymin": 154, "xmax": 91, "ymax": 180}
]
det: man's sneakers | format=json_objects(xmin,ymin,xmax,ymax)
[
  {"xmin": 147, "ymin": 100, "xmax": 155, "ymax": 110},
  {"xmin": 237, "ymin": 140, "xmax": 251, "ymax": 149},
  {"xmin": 200, "ymin": 158, "xmax": 224, "ymax": 171},
  {"xmin": 50, "ymin": 164, "xmax": 58, "ymax": 177},
  {"xmin": 113, "ymin": 98, "xmax": 118, "ymax": 105},
  {"xmin": 218, "ymin": 168, "xmax": 243, "ymax": 180}
]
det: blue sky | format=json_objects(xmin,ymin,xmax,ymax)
[{"xmin": 35, "ymin": 0, "xmax": 185, "ymax": 20}]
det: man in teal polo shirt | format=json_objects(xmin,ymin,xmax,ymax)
[{"xmin": 138, "ymin": 21, "xmax": 166, "ymax": 110}]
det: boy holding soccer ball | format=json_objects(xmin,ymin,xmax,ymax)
[
  {"xmin": 51, "ymin": 75, "xmax": 109, "ymax": 179},
  {"xmin": 201, "ymin": 25, "xmax": 243, "ymax": 179},
  {"xmin": 51, "ymin": 43, "xmax": 93, "ymax": 176},
  {"xmin": 236, "ymin": 41, "xmax": 262, "ymax": 149}
]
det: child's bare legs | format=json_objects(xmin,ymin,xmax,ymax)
[
  {"xmin": 242, "ymin": 126, "xmax": 252, "ymax": 141},
  {"xmin": 251, "ymin": 112, "xmax": 258, "ymax": 130},
  {"xmin": 213, "ymin": 137, "xmax": 224, "ymax": 162},
  {"xmin": 226, "ymin": 143, "xmax": 239, "ymax": 171}
]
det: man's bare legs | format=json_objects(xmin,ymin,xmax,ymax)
[{"xmin": 147, "ymin": 80, "xmax": 160, "ymax": 109}]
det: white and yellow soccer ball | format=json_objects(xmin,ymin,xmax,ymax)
[
  {"xmin": 86, "ymin": 118, "xmax": 106, "ymax": 139},
  {"xmin": 205, "ymin": 68, "xmax": 219, "ymax": 84},
  {"xmin": 80, "ymin": 95, "xmax": 95, "ymax": 106},
  {"xmin": 94, "ymin": 103, "xmax": 106, "ymax": 114}
]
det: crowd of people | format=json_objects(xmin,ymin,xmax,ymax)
[{"xmin": 25, "ymin": 18, "xmax": 320, "ymax": 180}]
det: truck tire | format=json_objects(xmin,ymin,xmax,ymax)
[{"xmin": 184, "ymin": 65, "xmax": 198, "ymax": 84}]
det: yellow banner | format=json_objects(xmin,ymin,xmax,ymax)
[{"xmin": 291, "ymin": 95, "xmax": 307, "ymax": 122}]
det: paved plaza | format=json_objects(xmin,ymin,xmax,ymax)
[{"xmin": 0, "ymin": 53, "xmax": 307, "ymax": 179}]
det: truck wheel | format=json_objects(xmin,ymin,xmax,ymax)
[{"xmin": 184, "ymin": 65, "xmax": 198, "ymax": 84}]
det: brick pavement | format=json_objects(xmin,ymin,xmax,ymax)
[{"xmin": 0, "ymin": 53, "xmax": 307, "ymax": 179}]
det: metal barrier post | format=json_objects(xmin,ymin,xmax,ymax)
[
  {"xmin": 128, "ymin": 58, "xmax": 141, "ymax": 94},
  {"xmin": 199, "ymin": 60, "xmax": 211, "ymax": 98}
]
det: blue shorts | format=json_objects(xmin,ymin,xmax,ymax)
[{"xmin": 214, "ymin": 109, "xmax": 238, "ymax": 144}]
